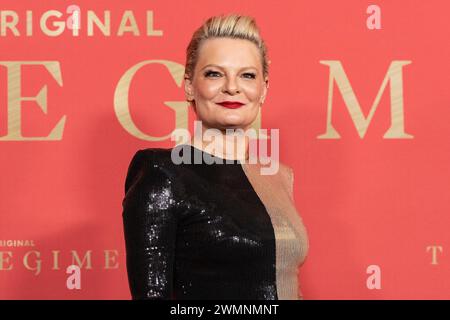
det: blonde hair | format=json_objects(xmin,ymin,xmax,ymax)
[{"xmin": 184, "ymin": 14, "xmax": 269, "ymax": 80}]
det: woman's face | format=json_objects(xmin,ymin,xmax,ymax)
[{"xmin": 184, "ymin": 37, "xmax": 269, "ymax": 131}]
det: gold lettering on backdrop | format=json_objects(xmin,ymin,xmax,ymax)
[
  {"xmin": 0, "ymin": 249, "xmax": 119, "ymax": 273},
  {"xmin": 318, "ymin": 61, "xmax": 413, "ymax": 139},
  {"xmin": 52, "ymin": 250, "xmax": 60, "ymax": 270},
  {"xmin": 23, "ymin": 250, "xmax": 41, "ymax": 275},
  {"xmin": 0, "ymin": 10, "xmax": 20, "ymax": 36},
  {"xmin": 0, "ymin": 10, "xmax": 163, "ymax": 37},
  {"xmin": 26, "ymin": 10, "xmax": 32, "ymax": 36},
  {"xmin": 40, "ymin": 10, "xmax": 65, "ymax": 37},
  {"xmin": 117, "ymin": 10, "xmax": 140, "ymax": 36},
  {"xmin": 146, "ymin": 11, "xmax": 163, "ymax": 36},
  {"xmin": 0, "ymin": 251, "xmax": 13, "ymax": 270},
  {"xmin": 426, "ymin": 245, "xmax": 443, "ymax": 265},
  {"xmin": 104, "ymin": 250, "xmax": 119, "ymax": 269},
  {"xmin": 114, "ymin": 60, "xmax": 189, "ymax": 141},
  {"xmin": 67, "ymin": 5, "xmax": 80, "ymax": 37},
  {"xmin": 0, "ymin": 61, "xmax": 65, "ymax": 141},
  {"xmin": 71, "ymin": 250, "xmax": 92, "ymax": 269},
  {"xmin": 87, "ymin": 10, "xmax": 111, "ymax": 36},
  {"xmin": 0, "ymin": 239, "xmax": 35, "ymax": 247}
]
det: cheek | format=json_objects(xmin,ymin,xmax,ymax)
[
  {"xmin": 195, "ymin": 81, "xmax": 222, "ymax": 100},
  {"xmin": 241, "ymin": 82, "xmax": 264, "ymax": 101}
]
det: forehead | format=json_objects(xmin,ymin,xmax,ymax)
[{"xmin": 196, "ymin": 37, "xmax": 262, "ymax": 70}]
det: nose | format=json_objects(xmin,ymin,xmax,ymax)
[{"xmin": 222, "ymin": 76, "xmax": 240, "ymax": 95}]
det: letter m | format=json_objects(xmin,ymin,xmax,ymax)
[{"xmin": 318, "ymin": 60, "xmax": 413, "ymax": 139}]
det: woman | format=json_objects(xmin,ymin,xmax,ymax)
[{"xmin": 122, "ymin": 14, "xmax": 309, "ymax": 300}]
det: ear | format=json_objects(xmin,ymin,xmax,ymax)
[
  {"xmin": 260, "ymin": 76, "xmax": 269, "ymax": 104},
  {"xmin": 184, "ymin": 75, "xmax": 194, "ymax": 102}
]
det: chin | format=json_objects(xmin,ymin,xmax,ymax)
[
  {"xmin": 217, "ymin": 116, "xmax": 244, "ymax": 126},
  {"xmin": 218, "ymin": 121, "xmax": 251, "ymax": 131},
  {"xmin": 221, "ymin": 112, "xmax": 251, "ymax": 123}
]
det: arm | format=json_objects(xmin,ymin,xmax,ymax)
[{"xmin": 122, "ymin": 150, "xmax": 178, "ymax": 300}]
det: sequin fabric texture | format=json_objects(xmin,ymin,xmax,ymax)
[{"xmin": 122, "ymin": 144, "xmax": 309, "ymax": 300}]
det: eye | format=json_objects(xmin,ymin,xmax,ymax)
[
  {"xmin": 242, "ymin": 72, "xmax": 257, "ymax": 79},
  {"xmin": 204, "ymin": 70, "xmax": 221, "ymax": 78}
]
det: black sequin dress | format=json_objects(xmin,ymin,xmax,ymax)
[{"xmin": 122, "ymin": 144, "xmax": 308, "ymax": 300}]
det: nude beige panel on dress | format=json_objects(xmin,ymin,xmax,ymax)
[{"xmin": 240, "ymin": 162, "xmax": 309, "ymax": 300}]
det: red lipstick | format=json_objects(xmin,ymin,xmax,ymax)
[{"xmin": 217, "ymin": 101, "xmax": 245, "ymax": 109}]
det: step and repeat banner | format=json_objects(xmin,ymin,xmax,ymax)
[{"xmin": 0, "ymin": 0, "xmax": 449, "ymax": 299}]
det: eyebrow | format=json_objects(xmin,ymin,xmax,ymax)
[{"xmin": 201, "ymin": 64, "xmax": 258, "ymax": 71}]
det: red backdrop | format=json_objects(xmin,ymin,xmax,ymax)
[{"xmin": 0, "ymin": 0, "xmax": 449, "ymax": 299}]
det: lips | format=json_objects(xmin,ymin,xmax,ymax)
[{"xmin": 217, "ymin": 101, "xmax": 245, "ymax": 109}]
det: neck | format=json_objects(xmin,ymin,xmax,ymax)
[{"xmin": 190, "ymin": 123, "xmax": 250, "ymax": 161}]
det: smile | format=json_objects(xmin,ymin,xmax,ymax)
[{"xmin": 216, "ymin": 101, "xmax": 245, "ymax": 109}]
